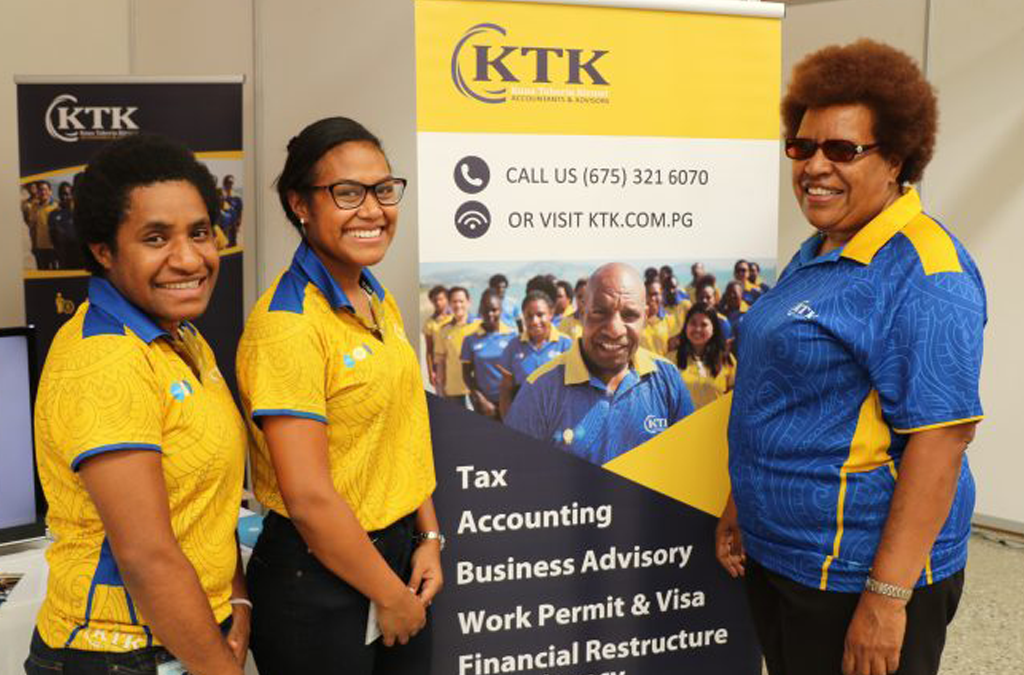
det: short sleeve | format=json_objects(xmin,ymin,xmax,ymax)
[
  {"xmin": 39, "ymin": 336, "xmax": 163, "ymax": 471},
  {"xmin": 237, "ymin": 312, "xmax": 328, "ymax": 425},
  {"xmin": 870, "ymin": 268, "xmax": 985, "ymax": 433},
  {"xmin": 460, "ymin": 334, "xmax": 474, "ymax": 364},
  {"xmin": 662, "ymin": 362, "xmax": 695, "ymax": 424}
]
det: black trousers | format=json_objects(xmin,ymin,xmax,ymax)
[
  {"xmin": 247, "ymin": 511, "xmax": 432, "ymax": 675},
  {"xmin": 744, "ymin": 558, "xmax": 964, "ymax": 675}
]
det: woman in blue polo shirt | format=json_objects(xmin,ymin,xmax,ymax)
[
  {"xmin": 717, "ymin": 41, "xmax": 985, "ymax": 675},
  {"xmin": 497, "ymin": 290, "xmax": 573, "ymax": 418},
  {"xmin": 461, "ymin": 289, "xmax": 516, "ymax": 419}
]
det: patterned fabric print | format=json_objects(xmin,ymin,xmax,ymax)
[
  {"xmin": 237, "ymin": 243, "xmax": 435, "ymax": 532},
  {"xmin": 34, "ymin": 278, "xmax": 245, "ymax": 651},
  {"xmin": 728, "ymin": 189, "xmax": 985, "ymax": 592},
  {"xmin": 506, "ymin": 341, "xmax": 694, "ymax": 465}
]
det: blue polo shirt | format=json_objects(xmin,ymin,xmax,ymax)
[
  {"xmin": 461, "ymin": 324, "xmax": 516, "ymax": 402},
  {"xmin": 506, "ymin": 341, "xmax": 694, "ymax": 465},
  {"xmin": 498, "ymin": 330, "xmax": 573, "ymax": 386},
  {"xmin": 500, "ymin": 296, "xmax": 521, "ymax": 327},
  {"xmin": 729, "ymin": 189, "xmax": 985, "ymax": 593}
]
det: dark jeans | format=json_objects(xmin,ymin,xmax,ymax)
[
  {"xmin": 744, "ymin": 557, "xmax": 964, "ymax": 675},
  {"xmin": 247, "ymin": 511, "xmax": 432, "ymax": 675},
  {"xmin": 25, "ymin": 619, "xmax": 231, "ymax": 674}
]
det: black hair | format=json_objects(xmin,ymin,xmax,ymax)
[
  {"xmin": 73, "ymin": 133, "xmax": 218, "ymax": 276},
  {"xmin": 428, "ymin": 284, "xmax": 448, "ymax": 302},
  {"xmin": 479, "ymin": 288, "xmax": 502, "ymax": 315},
  {"xmin": 643, "ymin": 267, "xmax": 659, "ymax": 283},
  {"xmin": 574, "ymin": 277, "xmax": 588, "ymax": 292},
  {"xmin": 555, "ymin": 280, "xmax": 573, "ymax": 299},
  {"xmin": 489, "ymin": 273, "xmax": 509, "ymax": 288},
  {"xmin": 275, "ymin": 117, "xmax": 384, "ymax": 235},
  {"xmin": 525, "ymin": 274, "xmax": 558, "ymax": 303},
  {"xmin": 448, "ymin": 285, "xmax": 470, "ymax": 301},
  {"xmin": 720, "ymin": 280, "xmax": 746, "ymax": 313},
  {"xmin": 734, "ymin": 259, "xmax": 749, "ymax": 274},
  {"xmin": 522, "ymin": 289, "xmax": 554, "ymax": 312},
  {"xmin": 676, "ymin": 304, "xmax": 729, "ymax": 378}
]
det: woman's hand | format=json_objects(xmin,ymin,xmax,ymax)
[
  {"xmin": 409, "ymin": 540, "xmax": 444, "ymax": 607},
  {"xmin": 226, "ymin": 603, "xmax": 251, "ymax": 666},
  {"xmin": 715, "ymin": 492, "xmax": 745, "ymax": 577},
  {"xmin": 377, "ymin": 585, "xmax": 427, "ymax": 647}
]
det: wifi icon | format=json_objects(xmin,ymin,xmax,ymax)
[{"xmin": 454, "ymin": 201, "xmax": 492, "ymax": 239}]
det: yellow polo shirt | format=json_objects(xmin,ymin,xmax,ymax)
[
  {"xmin": 237, "ymin": 243, "xmax": 435, "ymax": 531},
  {"xmin": 34, "ymin": 277, "xmax": 245, "ymax": 651},
  {"xmin": 679, "ymin": 353, "xmax": 736, "ymax": 409},
  {"xmin": 438, "ymin": 318, "xmax": 482, "ymax": 396},
  {"xmin": 423, "ymin": 312, "xmax": 453, "ymax": 360},
  {"xmin": 640, "ymin": 312, "xmax": 673, "ymax": 357}
]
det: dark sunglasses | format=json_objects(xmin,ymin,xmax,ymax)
[{"xmin": 785, "ymin": 138, "xmax": 879, "ymax": 163}]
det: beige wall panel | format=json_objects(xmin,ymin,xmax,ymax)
[
  {"xmin": 254, "ymin": 0, "xmax": 420, "ymax": 338},
  {"xmin": 923, "ymin": 0, "xmax": 1024, "ymax": 527},
  {"xmin": 0, "ymin": 0, "xmax": 130, "ymax": 327},
  {"xmin": 130, "ymin": 0, "xmax": 257, "ymax": 312},
  {"xmin": 778, "ymin": 0, "xmax": 927, "ymax": 266}
]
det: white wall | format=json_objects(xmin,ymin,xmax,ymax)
[
  {"xmin": 254, "ymin": 0, "xmax": 420, "ymax": 331},
  {"xmin": 923, "ymin": 0, "xmax": 1024, "ymax": 528},
  {"xmin": 0, "ymin": 0, "xmax": 130, "ymax": 328}
]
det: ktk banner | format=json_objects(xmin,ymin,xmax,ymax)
[
  {"xmin": 416, "ymin": 0, "xmax": 783, "ymax": 673},
  {"xmin": 15, "ymin": 77, "xmax": 245, "ymax": 392}
]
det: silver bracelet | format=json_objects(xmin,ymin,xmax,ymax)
[
  {"xmin": 229, "ymin": 597, "xmax": 253, "ymax": 609},
  {"xmin": 864, "ymin": 576, "xmax": 913, "ymax": 602}
]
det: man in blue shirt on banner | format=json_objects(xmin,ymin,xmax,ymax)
[{"xmin": 506, "ymin": 263, "xmax": 694, "ymax": 465}]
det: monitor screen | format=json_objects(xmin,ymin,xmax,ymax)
[{"xmin": 0, "ymin": 327, "xmax": 45, "ymax": 545}]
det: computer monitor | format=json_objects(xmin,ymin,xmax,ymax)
[{"xmin": 0, "ymin": 326, "xmax": 45, "ymax": 546}]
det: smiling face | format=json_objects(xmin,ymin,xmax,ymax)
[
  {"xmin": 582, "ymin": 264, "xmax": 645, "ymax": 383},
  {"xmin": 646, "ymin": 281, "xmax": 662, "ymax": 318},
  {"xmin": 90, "ymin": 180, "xmax": 218, "ymax": 333},
  {"xmin": 449, "ymin": 289, "xmax": 469, "ymax": 322},
  {"xmin": 289, "ymin": 141, "xmax": 396, "ymax": 281},
  {"xmin": 479, "ymin": 293, "xmax": 502, "ymax": 332},
  {"xmin": 685, "ymin": 311, "xmax": 714, "ymax": 351},
  {"xmin": 523, "ymin": 298, "xmax": 553, "ymax": 344},
  {"xmin": 792, "ymin": 104, "xmax": 902, "ymax": 249}
]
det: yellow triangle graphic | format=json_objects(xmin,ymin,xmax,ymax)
[{"xmin": 603, "ymin": 393, "xmax": 733, "ymax": 517}]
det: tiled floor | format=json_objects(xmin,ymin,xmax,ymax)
[{"xmin": 940, "ymin": 531, "xmax": 1024, "ymax": 674}]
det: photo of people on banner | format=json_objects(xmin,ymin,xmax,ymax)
[
  {"xmin": 20, "ymin": 166, "xmax": 244, "ymax": 272},
  {"xmin": 420, "ymin": 258, "xmax": 775, "ymax": 465}
]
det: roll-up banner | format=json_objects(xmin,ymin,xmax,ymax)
[
  {"xmin": 15, "ymin": 76, "xmax": 245, "ymax": 394},
  {"xmin": 417, "ymin": 0, "xmax": 782, "ymax": 672}
]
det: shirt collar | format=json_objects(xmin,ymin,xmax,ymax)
[
  {"xmin": 474, "ymin": 322, "xmax": 514, "ymax": 337},
  {"xmin": 841, "ymin": 187, "xmax": 923, "ymax": 265},
  {"xmin": 88, "ymin": 276, "xmax": 167, "ymax": 343},
  {"xmin": 562, "ymin": 339, "xmax": 658, "ymax": 386},
  {"xmin": 519, "ymin": 327, "xmax": 566, "ymax": 344},
  {"xmin": 290, "ymin": 241, "xmax": 386, "ymax": 310}
]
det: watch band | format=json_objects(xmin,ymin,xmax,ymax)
[
  {"xmin": 417, "ymin": 530, "xmax": 446, "ymax": 551},
  {"xmin": 864, "ymin": 576, "xmax": 913, "ymax": 602}
]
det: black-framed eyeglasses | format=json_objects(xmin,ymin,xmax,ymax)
[
  {"xmin": 307, "ymin": 178, "xmax": 407, "ymax": 210},
  {"xmin": 785, "ymin": 138, "xmax": 880, "ymax": 163}
]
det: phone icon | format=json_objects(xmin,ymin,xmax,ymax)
[{"xmin": 453, "ymin": 156, "xmax": 490, "ymax": 194}]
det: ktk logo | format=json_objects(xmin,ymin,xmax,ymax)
[
  {"xmin": 45, "ymin": 94, "xmax": 139, "ymax": 143},
  {"xmin": 451, "ymin": 23, "xmax": 610, "ymax": 103}
]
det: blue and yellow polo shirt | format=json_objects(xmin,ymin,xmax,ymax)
[
  {"xmin": 679, "ymin": 353, "xmax": 735, "ymax": 410},
  {"xmin": 500, "ymin": 295, "xmax": 522, "ymax": 328},
  {"xmin": 34, "ymin": 277, "xmax": 246, "ymax": 651},
  {"xmin": 237, "ymin": 242, "xmax": 435, "ymax": 531},
  {"xmin": 460, "ymin": 323, "xmax": 516, "ymax": 402},
  {"xmin": 557, "ymin": 314, "xmax": 584, "ymax": 340},
  {"xmin": 497, "ymin": 329, "xmax": 573, "ymax": 387},
  {"xmin": 729, "ymin": 189, "xmax": 985, "ymax": 593},
  {"xmin": 506, "ymin": 341, "xmax": 694, "ymax": 465}
]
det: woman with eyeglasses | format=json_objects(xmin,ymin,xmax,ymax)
[
  {"xmin": 237, "ymin": 117, "xmax": 441, "ymax": 674},
  {"xmin": 718, "ymin": 41, "xmax": 985, "ymax": 675},
  {"xmin": 28, "ymin": 134, "xmax": 248, "ymax": 675}
]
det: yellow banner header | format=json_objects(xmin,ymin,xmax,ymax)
[{"xmin": 415, "ymin": 0, "xmax": 780, "ymax": 139}]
